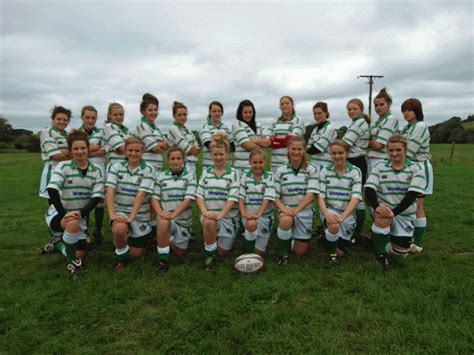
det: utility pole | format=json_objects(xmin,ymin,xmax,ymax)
[{"xmin": 358, "ymin": 74, "xmax": 383, "ymax": 117}]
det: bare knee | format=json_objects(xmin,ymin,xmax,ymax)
[
  {"xmin": 246, "ymin": 220, "xmax": 257, "ymax": 232},
  {"xmin": 279, "ymin": 215, "xmax": 293, "ymax": 230},
  {"xmin": 374, "ymin": 216, "xmax": 392, "ymax": 229},
  {"xmin": 327, "ymin": 222, "xmax": 340, "ymax": 235}
]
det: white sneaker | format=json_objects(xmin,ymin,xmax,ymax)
[{"xmin": 410, "ymin": 243, "xmax": 424, "ymax": 253}]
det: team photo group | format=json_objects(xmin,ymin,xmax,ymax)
[{"xmin": 38, "ymin": 89, "xmax": 432, "ymax": 275}]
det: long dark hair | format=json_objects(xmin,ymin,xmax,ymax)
[{"xmin": 236, "ymin": 99, "xmax": 257, "ymax": 133}]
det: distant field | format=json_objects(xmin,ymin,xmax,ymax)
[
  {"xmin": 0, "ymin": 145, "xmax": 473, "ymax": 353},
  {"xmin": 462, "ymin": 121, "xmax": 474, "ymax": 129}
]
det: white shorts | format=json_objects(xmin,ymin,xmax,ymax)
[
  {"xmin": 45, "ymin": 205, "xmax": 88, "ymax": 239},
  {"xmin": 39, "ymin": 164, "xmax": 54, "ymax": 199},
  {"xmin": 367, "ymin": 158, "xmax": 387, "ymax": 177},
  {"xmin": 200, "ymin": 215, "xmax": 239, "ymax": 251},
  {"xmin": 390, "ymin": 215, "xmax": 415, "ymax": 237},
  {"xmin": 319, "ymin": 209, "xmax": 356, "ymax": 241},
  {"xmin": 280, "ymin": 210, "xmax": 314, "ymax": 241},
  {"xmin": 242, "ymin": 215, "xmax": 273, "ymax": 252},
  {"xmin": 170, "ymin": 220, "xmax": 192, "ymax": 250},
  {"xmin": 418, "ymin": 161, "xmax": 433, "ymax": 195},
  {"xmin": 113, "ymin": 212, "xmax": 152, "ymax": 238}
]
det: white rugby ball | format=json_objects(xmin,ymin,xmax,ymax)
[{"xmin": 234, "ymin": 253, "xmax": 265, "ymax": 273}]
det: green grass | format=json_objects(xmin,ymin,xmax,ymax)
[
  {"xmin": 1, "ymin": 146, "xmax": 473, "ymax": 353},
  {"xmin": 462, "ymin": 121, "xmax": 474, "ymax": 130}
]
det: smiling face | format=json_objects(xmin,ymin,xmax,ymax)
[
  {"xmin": 288, "ymin": 140, "xmax": 305, "ymax": 165},
  {"xmin": 81, "ymin": 109, "xmax": 97, "ymax": 130},
  {"xmin": 250, "ymin": 152, "xmax": 265, "ymax": 175},
  {"xmin": 52, "ymin": 113, "xmax": 70, "ymax": 131},
  {"xmin": 242, "ymin": 105, "xmax": 254, "ymax": 123},
  {"xmin": 174, "ymin": 107, "xmax": 188, "ymax": 126},
  {"xmin": 211, "ymin": 146, "xmax": 227, "ymax": 169},
  {"xmin": 143, "ymin": 103, "xmax": 158, "ymax": 123},
  {"xmin": 126, "ymin": 142, "xmax": 144, "ymax": 165},
  {"xmin": 209, "ymin": 104, "xmax": 223, "ymax": 123},
  {"xmin": 330, "ymin": 144, "xmax": 348, "ymax": 167},
  {"xmin": 109, "ymin": 106, "xmax": 125, "ymax": 125},
  {"xmin": 388, "ymin": 141, "xmax": 407, "ymax": 165},
  {"xmin": 347, "ymin": 103, "xmax": 363, "ymax": 120},
  {"xmin": 374, "ymin": 98, "xmax": 390, "ymax": 118},
  {"xmin": 279, "ymin": 97, "xmax": 294, "ymax": 118},
  {"xmin": 313, "ymin": 107, "xmax": 328, "ymax": 124},
  {"xmin": 168, "ymin": 150, "xmax": 185, "ymax": 172},
  {"xmin": 70, "ymin": 140, "xmax": 89, "ymax": 162}
]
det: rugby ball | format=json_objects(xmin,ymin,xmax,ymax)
[{"xmin": 234, "ymin": 253, "xmax": 265, "ymax": 273}]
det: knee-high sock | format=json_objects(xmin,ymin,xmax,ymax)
[
  {"xmin": 413, "ymin": 217, "xmax": 427, "ymax": 247},
  {"xmin": 371, "ymin": 225, "xmax": 390, "ymax": 255},
  {"xmin": 277, "ymin": 228, "xmax": 291, "ymax": 256}
]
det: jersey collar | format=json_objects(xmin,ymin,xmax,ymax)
[
  {"xmin": 141, "ymin": 117, "xmax": 156, "ymax": 130},
  {"xmin": 207, "ymin": 118, "xmax": 222, "ymax": 128}
]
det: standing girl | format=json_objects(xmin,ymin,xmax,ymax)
[
  {"xmin": 196, "ymin": 133, "xmax": 240, "ymax": 270},
  {"xmin": 106, "ymin": 137, "xmax": 155, "ymax": 270},
  {"xmin": 151, "ymin": 147, "xmax": 197, "ymax": 273},
  {"xmin": 269, "ymin": 96, "xmax": 306, "ymax": 173},
  {"xmin": 103, "ymin": 102, "xmax": 131, "ymax": 168},
  {"xmin": 307, "ymin": 101, "xmax": 337, "ymax": 170},
  {"xmin": 274, "ymin": 136, "xmax": 319, "ymax": 264},
  {"xmin": 232, "ymin": 100, "xmax": 271, "ymax": 173},
  {"xmin": 167, "ymin": 101, "xmax": 200, "ymax": 176},
  {"xmin": 238, "ymin": 148, "xmax": 275, "ymax": 256},
  {"xmin": 136, "ymin": 93, "xmax": 168, "ymax": 171},
  {"xmin": 318, "ymin": 140, "xmax": 362, "ymax": 266},
  {"xmin": 401, "ymin": 98, "xmax": 432, "ymax": 253}
]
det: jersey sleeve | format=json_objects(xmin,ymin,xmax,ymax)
[
  {"xmin": 105, "ymin": 163, "xmax": 119, "ymax": 188},
  {"xmin": 227, "ymin": 170, "xmax": 239, "ymax": 202},
  {"xmin": 91, "ymin": 168, "xmax": 105, "ymax": 199},
  {"xmin": 263, "ymin": 174, "xmax": 276, "ymax": 202},
  {"xmin": 292, "ymin": 117, "xmax": 305, "ymax": 137},
  {"xmin": 261, "ymin": 125, "xmax": 272, "ymax": 137},
  {"xmin": 168, "ymin": 126, "xmax": 192, "ymax": 154},
  {"xmin": 364, "ymin": 165, "xmax": 381, "ymax": 191},
  {"xmin": 239, "ymin": 174, "xmax": 248, "ymax": 200},
  {"xmin": 196, "ymin": 171, "xmax": 206, "ymax": 199},
  {"xmin": 274, "ymin": 169, "xmax": 282, "ymax": 198},
  {"xmin": 343, "ymin": 121, "xmax": 361, "ymax": 147},
  {"xmin": 41, "ymin": 128, "xmax": 62, "ymax": 158},
  {"xmin": 318, "ymin": 168, "xmax": 328, "ymax": 199},
  {"xmin": 307, "ymin": 167, "xmax": 319, "ymax": 194},
  {"xmin": 314, "ymin": 126, "xmax": 336, "ymax": 152},
  {"xmin": 139, "ymin": 166, "xmax": 155, "ymax": 193},
  {"xmin": 47, "ymin": 163, "xmax": 66, "ymax": 190},
  {"xmin": 104, "ymin": 124, "xmax": 125, "ymax": 152},
  {"xmin": 232, "ymin": 122, "xmax": 250, "ymax": 147},
  {"xmin": 351, "ymin": 168, "xmax": 363, "ymax": 200},
  {"xmin": 136, "ymin": 122, "xmax": 158, "ymax": 152},
  {"xmin": 376, "ymin": 117, "xmax": 399, "ymax": 145},
  {"xmin": 199, "ymin": 123, "xmax": 211, "ymax": 145},
  {"xmin": 408, "ymin": 163, "xmax": 426, "ymax": 194},
  {"xmin": 185, "ymin": 175, "xmax": 197, "ymax": 200},
  {"xmin": 152, "ymin": 173, "xmax": 162, "ymax": 201}
]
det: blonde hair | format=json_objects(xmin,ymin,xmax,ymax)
[
  {"xmin": 249, "ymin": 148, "xmax": 265, "ymax": 161},
  {"xmin": 347, "ymin": 98, "xmax": 371, "ymax": 124},
  {"xmin": 287, "ymin": 136, "xmax": 308, "ymax": 170},
  {"xmin": 330, "ymin": 139, "xmax": 351, "ymax": 153},
  {"xmin": 107, "ymin": 102, "xmax": 124, "ymax": 122},
  {"xmin": 124, "ymin": 136, "xmax": 144, "ymax": 148},
  {"xmin": 387, "ymin": 134, "xmax": 408, "ymax": 151},
  {"xmin": 210, "ymin": 132, "xmax": 230, "ymax": 153}
]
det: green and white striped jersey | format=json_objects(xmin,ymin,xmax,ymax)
[
  {"xmin": 343, "ymin": 116, "xmax": 370, "ymax": 158},
  {"xmin": 78, "ymin": 125, "xmax": 105, "ymax": 166},
  {"xmin": 199, "ymin": 119, "xmax": 233, "ymax": 168},
  {"xmin": 232, "ymin": 121, "xmax": 269, "ymax": 169},
  {"xmin": 47, "ymin": 159, "xmax": 105, "ymax": 211},
  {"xmin": 40, "ymin": 126, "xmax": 68, "ymax": 165},
  {"xmin": 103, "ymin": 122, "xmax": 131, "ymax": 165},
  {"xmin": 307, "ymin": 121, "xmax": 337, "ymax": 164},
  {"xmin": 368, "ymin": 112, "xmax": 399, "ymax": 159},
  {"xmin": 269, "ymin": 114, "xmax": 306, "ymax": 170},
  {"xmin": 152, "ymin": 168, "xmax": 197, "ymax": 228},
  {"xmin": 167, "ymin": 122, "xmax": 198, "ymax": 165},
  {"xmin": 106, "ymin": 160, "xmax": 155, "ymax": 222},
  {"xmin": 401, "ymin": 121, "xmax": 431, "ymax": 162},
  {"xmin": 136, "ymin": 117, "xmax": 166, "ymax": 170},
  {"xmin": 319, "ymin": 163, "xmax": 362, "ymax": 212},
  {"xmin": 274, "ymin": 163, "xmax": 319, "ymax": 214},
  {"xmin": 364, "ymin": 160, "xmax": 426, "ymax": 218},
  {"xmin": 239, "ymin": 169, "xmax": 275, "ymax": 217},
  {"xmin": 196, "ymin": 165, "xmax": 240, "ymax": 219}
]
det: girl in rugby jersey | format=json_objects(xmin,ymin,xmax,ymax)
[
  {"xmin": 318, "ymin": 140, "xmax": 362, "ymax": 266},
  {"xmin": 367, "ymin": 88, "xmax": 399, "ymax": 175},
  {"xmin": 199, "ymin": 101, "xmax": 234, "ymax": 170},
  {"xmin": 238, "ymin": 148, "xmax": 275, "ymax": 256},
  {"xmin": 151, "ymin": 147, "xmax": 197, "ymax": 273},
  {"xmin": 365, "ymin": 135, "xmax": 426, "ymax": 271},
  {"xmin": 39, "ymin": 106, "xmax": 72, "ymax": 202},
  {"xmin": 307, "ymin": 102, "xmax": 337, "ymax": 170},
  {"xmin": 105, "ymin": 137, "xmax": 155, "ymax": 271},
  {"xmin": 232, "ymin": 100, "xmax": 271, "ymax": 174},
  {"xmin": 274, "ymin": 136, "xmax": 319, "ymax": 264},
  {"xmin": 136, "ymin": 93, "xmax": 168, "ymax": 171},
  {"xmin": 103, "ymin": 102, "xmax": 132, "ymax": 168},
  {"xmin": 401, "ymin": 98, "xmax": 432, "ymax": 253},
  {"xmin": 342, "ymin": 98, "xmax": 370, "ymax": 243},
  {"xmin": 167, "ymin": 101, "xmax": 200, "ymax": 176},
  {"xmin": 79, "ymin": 105, "xmax": 106, "ymax": 246},
  {"xmin": 269, "ymin": 96, "xmax": 306, "ymax": 173},
  {"xmin": 43, "ymin": 130, "xmax": 105, "ymax": 275},
  {"xmin": 196, "ymin": 133, "xmax": 240, "ymax": 270}
]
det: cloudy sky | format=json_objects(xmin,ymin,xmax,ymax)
[{"xmin": 1, "ymin": 0, "xmax": 472, "ymax": 133}]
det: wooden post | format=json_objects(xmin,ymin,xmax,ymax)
[{"xmin": 450, "ymin": 142, "xmax": 455, "ymax": 162}]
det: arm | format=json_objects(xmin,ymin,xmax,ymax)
[
  {"xmin": 128, "ymin": 190, "xmax": 147, "ymax": 222},
  {"xmin": 294, "ymin": 192, "xmax": 315, "ymax": 214},
  {"xmin": 197, "ymin": 197, "xmax": 217, "ymax": 219},
  {"xmin": 317, "ymin": 196, "xmax": 339, "ymax": 225},
  {"xmin": 338, "ymin": 197, "xmax": 361, "ymax": 222},
  {"xmin": 391, "ymin": 191, "xmax": 419, "ymax": 216},
  {"xmin": 369, "ymin": 140, "xmax": 385, "ymax": 150},
  {"xmin": 239, "ymin": 198, "xmax": 253, "ymax": 220},
  {"xmin": 47, "ymin": 188, "xmax": 67, "ymax": 217},
  {"xmin": 275, "ymin": 197, "xmax": 295, "ymax": 216},
  {"xmin": 254, "ymin": 199, "xmax": 271, "ymax": 219},
  {"xmin": 151, "ymin": 140, "xmax": 168, "ymax": 153},
  {"xmin": 216, "ymin": 200, "xmax": 236, "ymax": 220},
  {"xmin": 170, "ymin": 199, "xmax": 193, "ymax": 219}
]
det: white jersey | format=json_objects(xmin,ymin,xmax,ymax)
[
  {"xmin": 136, "ymin": 117, "xmax": 166, "ymax": 170},
  {"xmin": 368, "ymin": 112, "xmax": 399, "ymax": 159},
  {"xmin": 79, "ymin": 125, "xmax": 106, "ymax": 167},
  {"xmin": 103, "ymin": 122, "xmax": 132, "ymax": 165},
  {"xmin": 239, "ymin": 169, "xmax": 276, "ymax": 217},
  {"xmin": 199, "ymin": 118, "xmax": 233, "ymax": 168},
  {"xmin": 40, "ymin": 126, "xmax": 68, "ymax": 166},
  {"xmin": 106, "ymin": 160, "xmax": 155, "ymax": 222},
  {"xmin": 152, "ymin": 168, "xmax": 197, "ymax": 228},
  {"xmin": 319, "ymin": 163, "xmax": 362, "ymax": 212},
  {"xmin": 401, "ymin": 121, "xmax": 431, "ymax": 162},
  {"xmin": 274, "ymin": 163, "xmax": 319, "ymax": 214},
  {"xmin": 365, "ymin": 160, "xmax": 426, "ymax": 218},
  {"xmin": 47, "ymin": 159, "xmax": 105, "ymax": 211},
  {"xmin": 307, "ymin": 120, "xmax": 337, "ymax": 165},
  {"xmin": 232, "ymin": 121, "xmax": 269, "ymax": 170},
  {"xmin": 167, "ymin": 122, "xmax": 198, "ymax": 165},
  {"xmin": 196, "ymin": 165, "xmax": 240, "ymax": 219},
  {"xmin": 343, "ymin": 116, "xmax": 370, "ymax": 158},
  {"xmin": 269, "ymin": 115, "xmax": 306, "ymax": 170}
]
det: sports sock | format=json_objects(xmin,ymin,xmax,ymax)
[
  {"xmin": 157, "ymin": 246, "xmax": 170, "ymax": 262},
  {"xmin": 277, "ymin": 228, "xmax": 292, "ymax": 256},
  {"xmin": 54, "ymin": 241, "xmax": 67, "ymax": 257},
  {"xmin": 244, "ymin": 230, "xmax": 257, "ymax": 253},
  {"xmin": 94, "ymin": 207, "xmax": 104, "ymax": 234},
  {"xmin": 413, "ymin": 217, "xmax": 427, "ymax": 247},
  {"xmin": 62, "ymin": 231, "xmax": 80, "ymax": 262},
  {"xmin": 353, "ymin": 208, "xmax": 366, "ymax": 239},
  {"xmin": 115, "ymin": 245, "xmax": 130, "ymax": 261},
  {"xmin": 324, "ymin": 230, "xmax": 339, "ymax": 254},
  {"xmin": 204, "ymin": 242, "xmax": 217, "ymax": 258}
]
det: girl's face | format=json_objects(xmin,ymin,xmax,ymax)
[
  {"xmin": 168, "ymin": 150, "xmax": 184, "ymax": 172},
  {"xmin": 81, "ymin": 110, "xmax": 97, "ymax": 130},
  {"xmin": 143, "ymin": 103, "xmax": 158, "ymax": 123},
  {"xmin": 209, "ymin": 104, "xmax": 223, "ymax": 122},
  {"xmin": 331, "ymin": 144, "xmax": 348, "ymax": 166},
  {"xmin": 52, "ymin": 113, "xmax": 69, "ymax": 131},
  {"xmin": 174, "ymin": 108, "xmax": 188, "ymax": 126},
  {"xmin": 211, "ymin": 146, "xmax": 227, "ymax": 168},
  {"xmin": 70, "ymin": 140, "xmax": 89, "ymax": 162},
  {"xmin": 109, "ymin": 107, "xmax": 125, "ymax": 125},
  {"xmin": 280, "ymin": 98, "xmax": 293, "ymax": 117},
  {"xmin": 374, "ymin": 98, "xmax": 390, "ymax": 118},
  {"xmin": 288, "ymin": 141, "xmax": 305, "ymax": 164},
  {"xmin": 250, "ymin": 153, "xmax": 265, "ymax": 175},
  {"xmin": 402, "ymin": 108, "xmax": 417, "ymax": 124},
  {"xmin": 242, "ymin": 105, "xmax": 254, "ymax": 123},
  {"xmin": 126, "ymin": 143, "xmax": 144, "ymax": 164},
  {"xmin": 347, "ymin": 103, "xmax": 363, "ymax": 120},
  {"xmin": 388, "ymin": 142, "xmax": 407, "ymax": 165},
  {"xmin": 313, "ymin": 107, "xmax": 328, "ymax": 124}
]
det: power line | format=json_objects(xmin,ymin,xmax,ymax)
[{"xmin": 358, "ymin": 74, "xmax": 384, "ymax": 117}]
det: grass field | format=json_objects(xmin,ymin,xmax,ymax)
[{"xmin": 1, "ymin": 145, "xmax": 473, "ymax": 353}]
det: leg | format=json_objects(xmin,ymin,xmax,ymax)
[
  {"xmin": 61, "ymin": 216, "xmax": 84, "ymax": 274},
  {"xmin": 202, "ymin": 217, "xmax": 217, "ymax": 269},
  {"xmin": 112, "ymin": 221, "xmax": 130, "ymax": 270},
  {"xmin": 156, "ymin": 218, "xmax": 171, "ymax": 273},
  {"xmin": 412, "ymin": 197, "xmax": 426, "ymax": 252},
  {"xmin": 276, "ymin": 214, "xmax": 293, "ymax": 264},
  {"xmin": 371, "ymin": 214, "xmax": 392, "ymax": 272},
  {"xmin": 243, "ymin": 218, "xmax": 258, "ymax": 253}
]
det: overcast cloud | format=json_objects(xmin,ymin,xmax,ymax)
[{"xmin": 1, "ymin": 0, "xmax": 472, "ymax": 133}]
